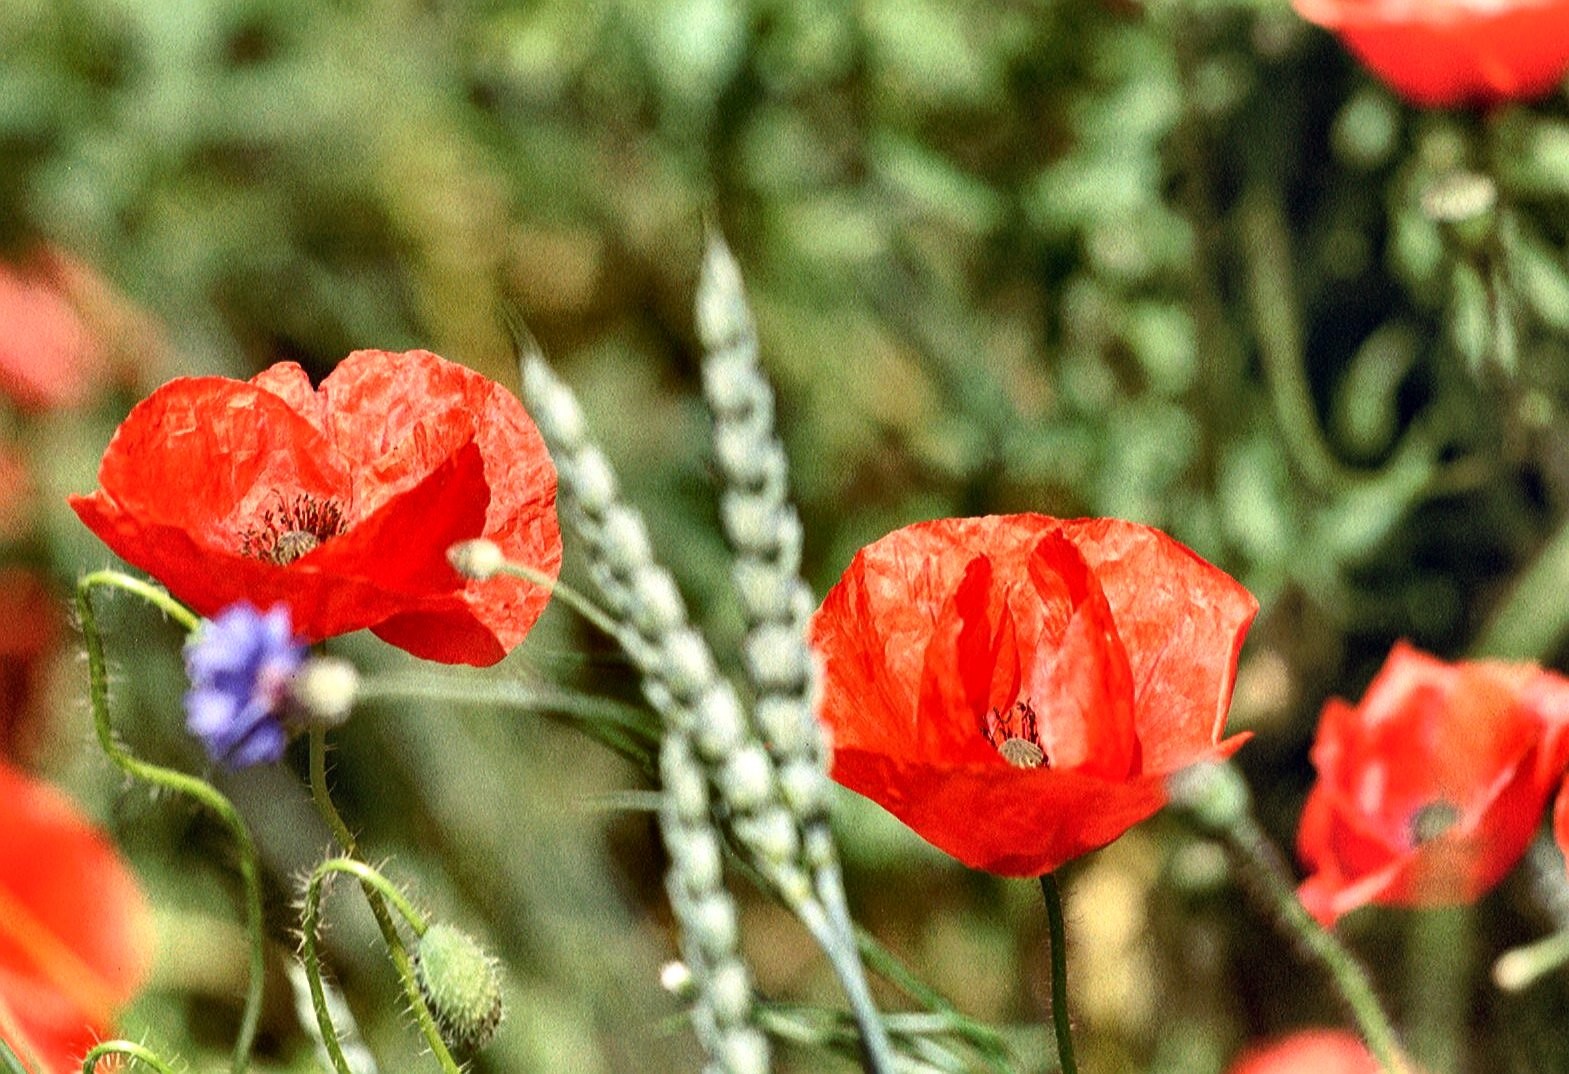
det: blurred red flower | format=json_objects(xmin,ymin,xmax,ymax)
[
  {"xmin": 0, "ymin": 760, "xmax": 153, "ymax": 1073},
  {"xmin": 0, "ymin": 251, "xmax": 111, "ymax": 413},
  {"xmin": 809, "ymin": 515, "xmax": 1257, "ymax": 876},
  {"xmin": 0, "ymin": 570, "xmax": 64, "ymax": 764},
  {"xmin": 1293, "ymin": 0, "xmax": 1569, "ymax": 106},
  {"xmin": 1228, "ymin": 1030, "xmax": 1380, "ymax": 1074},
  {"xmin": 1298, "ymin": 642, "xmax": 1569, "ymax": 925},
  {"xmin": 70, "ymin": 349, "xmax": 561, "ymax": 666}
]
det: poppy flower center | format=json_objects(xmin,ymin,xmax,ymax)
[
  {"xmin": 982, "ymin": 700, "xmax": 1050, "ymax": 770},
  {"xmin": 1408, "ymin": 799, "xmax": 1461, "ymax": 846},
  {"xmin": 240, "ymin": 494, "xmax": 348, "ymax": 566}
]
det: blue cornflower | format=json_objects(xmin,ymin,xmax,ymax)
[{"xmin": 184, "ymin": 602, "xmax": 306, "ymax": 768}]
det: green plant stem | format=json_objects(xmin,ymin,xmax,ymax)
[
  {"xmin": 75, "ymin": 571, "xmax": 264, "ymax": 1074},
  {"xmin": 1405, "ymin": 907, "xmax": 1469, "ymax": 1074},
  {"xmin": 498, "ymin": 561, "xmax": 627, "ymax": 641},
  {"xmin": 1038, "ymin": 874, "xmax": 1078, "ymax": 1074},
  {"xmin": 1225, "ymin": 815, "xmax": 1412, "ymax": 1074},
  {"xmin": 81, "ymin": 1042, "xmax": 179, "ymax": 1074},
  {"xmin": 302, "ymin": 857, "xmax": 432, "ymax": 1074},
  {"xmin": 1240, "ymin": 189, "xmax": 1352, "ymax": 493},
  {"xmin": 853, "ymin": 927, "xmax": 1014, "ymax": 1071},
  {"xmin": 306, "ymin": 727, "xmax": 463, "ymax": 1074}
]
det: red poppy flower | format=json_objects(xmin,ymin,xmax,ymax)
[
  {"xmin": 0, "ymin": 760, "xmax": 154, "ymax": 1073},
  {"xmin": 70, "ymin": 349, "xmax": 561, "ymax": 666},
  {"xmin": 809, "ymin": 515, "xmax": 1258, "ymax": 876},
  {"xmin": 1228, "ymin": 1030, "xmax": 1381, "ymax": 1074},
  {"xmin": 1298, "ymin": 642, "xmax": 1569, "ymax": 926},
  {"xmin": 0, "ymin": 569, "xmax": 64, "ymax": 764},
  {"xmin": 1293, "ymin": 0, "xmax": 1569, "ymax": 106},
  {"xmin": 0, "ymin": 251, "xmax": 111, "ymax": 413}
]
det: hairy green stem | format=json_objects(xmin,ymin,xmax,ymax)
[
  {"xmin": 81, "ymin": 1041, "xmax": 180, "ymax": 1074},
  {"xmin": 302, "ymin": 856, "xmax": 432, "ymax": 1074},
  {"xmin": 1405, "ymin": 907, "xmax": 1469, "ymax": 1074},
  {"xmin": 306, "ymin": 727, "xmax": 462, "ymax": 1074},
  {"xmin": 75, "ymin": 571, "xmax": 264, "ymax": 1074},
  {"xmin": 1039, "ymin": 874, "xmax": 1078, "ymax": 1074},
  {"xmin": 1227, "ymin": 815, "xmax": 1412, "ymax": 1074}
]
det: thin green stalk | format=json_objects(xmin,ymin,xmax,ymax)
[
  {"xmin": 81, "ymin": 1042, "xmax": 179, "ymax": 1074},
  {"xmin": 1405, "ymin": 907, "xmax": 1469, "ymax": 1074},
  {"xmin": 497, "ymin": 562, "xmax": 627, "ymax": 641},
  {"xmin": 1240, "ymin": 190, "xmax": 1353, "ymax": 493},
  {"xmin": 306, "ymin": 727, "xmax": 462, "ymax": 1074},
  {"xmin": 1038, "ymin": 874, "xmax": 1078, "ymax": 1074},
  {"xmin": 853, "ymin": 926, "xmax": 1014, "ymax": 1072},
  {"xmin": 302, "ymin": 856, "xmax": 432, "ymax": 1074},
  {"xmin": 75, "ymin": 572, "xmax": 264, "ymax": 1074},
  {"xmin": 1228, "ymin": 815, "xmax": 1412, "ymax": 1074}
]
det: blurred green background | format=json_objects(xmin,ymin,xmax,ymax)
[{"xmin": 9, "ymin": 0, "xmax": 1569, "ymax": 1071}]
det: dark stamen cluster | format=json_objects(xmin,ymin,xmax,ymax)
[
  {"xmin": 240, "ymin": 493, "xmax": 347, "ymax": 566},
  {"xmin": 981, "ymin": 700, "xmax": 1049, "ymax": 769}
]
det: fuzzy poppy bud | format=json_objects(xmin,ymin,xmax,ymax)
[
  {"xmin": 447, "ymin": 538, "xmax": 506, "ymax": 581},
  {"xmin": 288, "ymin": 656, "xmax": 359, "ymax": 730},
  {"xmin": 414, "ymin": 923, "xmax": 504, "ymax": 1051}
]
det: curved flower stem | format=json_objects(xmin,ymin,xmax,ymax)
[
  {"xmin": 302, "ymin": 856, "xmax": 432, "ymax": 1074},
  {"xmin": 1038, "ymin": 874, "xmax": 1078, "ymax": 1074},
  {"xmin": 1170, "ymin": 764, "xmax": 1411, "ymax": 1073},
  {"xmin": 81, "ymin": 1041, "xmax": 180, "ymax": 1074},
  {"xmin": 497, "ymin": 561, "xmax": 626, "ymax": 641},
  {"xmin": 1240, "ymin": 189, "xmax": 1353, "ymax": 494},
  {"xmin": 306, "ymin": 727, "xmax": 462, "ymax": 1074},
  {"xmin": 75, "ymin": 571, "xmax": 264, "ymax": 1074}
]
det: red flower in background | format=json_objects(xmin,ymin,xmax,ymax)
[
  {"xmin": 1228, "ymin": 1030, "xmax": 1381, "ymax": 1074},
  {"xmin": 70, "ymin": 349, "xmax": 561, "ymax": 666},
  {"xmin": 0, "ymin": 570, "xmax": 64, "ymax": 764},
  {"xmin": 1298, "ymin": 642, "xmax": 1569, "ymax": 925},
  {"xmin": 1293, "ymin": 0, "xmax": 1569, "ymax": 106},
  {"xmin": 0, "ymin": 760, "xmax": 153, "ymax": 1073},
  {"xmin": 0, "ymin": 251, "xmax": 111, "ymax": 413},
  {"xmin": 809, "ymin": 515, "xmax": 1257, "ymax": 876}
]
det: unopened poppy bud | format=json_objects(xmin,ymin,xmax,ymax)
[
  {"xmin": 448, "ymin": 538, "xmax": 506, "ymax": 581},
  {"xmin": 1167, "ymin": 761, "xmax": 1251, "ymax": 834},
  {"xmin": 288, "ymin": 656, "xmax": 359, "ymax": 729},
  {"xmin": 414, "ymin": 923, "xmax": 504, "ymax": 1051}
]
